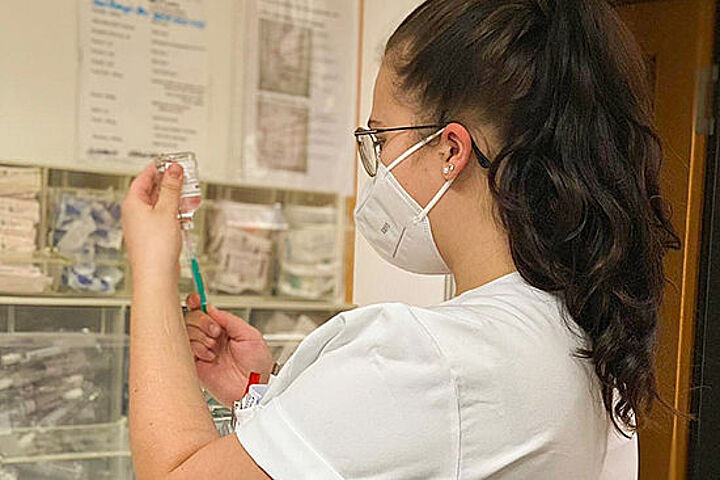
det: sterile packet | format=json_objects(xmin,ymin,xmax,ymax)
[
  {"xmin": 52, "ymin": 190, "xmax": 124, "ymax": 294},
  {"xmin": 0, "ymin": 166, "xmax": 42, "ymax": 197},
  {"xmin": 207, "ymin": 201, "xmax": 287, "ymax": 295},
  {"xmin": 0, "ymin": 197, "xmax": 40, "ymax": 222},
  {"xmin": 0, "ymin": 264, "xmax": 51, "ymax": 294},
  {"xmin": 277, "ymin": 204, "xmax": 339, "ymax": 300}
]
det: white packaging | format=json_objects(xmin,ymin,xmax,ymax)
[
  {"xmin": 211, "ymin": 229, "xmax": 273, "ymax": 294},
  {"xmin": 212, "ymin": 201, "xmax": 288, "ymax": 232},
  {"xmin": 280, "ymin": 225, "xmax": 338, "ymax": 264},
  {"xmin": 208, "ymin": 201, "xmax": 287, "ymax": 295},
  {"xmin": 52, "ymin": 190, "xmax": 124, "ymax": 294},
  {"xmin": 253, "ymin": 311, "xmax": 318, "ymax": 334},
  {"xmin": 0, "ymin": 234, "xmax": 36, "ymax": 253},
  {"xmin": 240, "ymin": 384, "xmax": 268, "ymax": 409},
  {"xmin": 279, "ymin": 204, "xmax": 339, "ymax": 284},
  {"xmin": 56, "ymin": 216, "xmax": 96, "ymax": 255},
  {"xmin": 0, "ymin": 216, "xmax": 36, "ymax": 232},
  {"xmin": 277, "ymin": 260, "xmax": 337, "ymax": 300},
  {"xmin": 0, "ymin": 264, "xmax": 51, "ymax": 294},
  {"xmin": 0, "ymin": 167, "xmax": 42, "ymax": 196},
  {"xmin": 0, "ymin": 226, "xmax": 36, "ymax": 240},
  {"xmin": 283, "ymin": 204, "xmax": 336, "ymax": 226},
  {"xmin": 0, "ymin": 198, "xmax": 40, "ymax": 222}
]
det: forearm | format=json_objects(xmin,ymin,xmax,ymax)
[{"xmin": 129, "ymin": 272, "xmax": 219, "ymax": 479}]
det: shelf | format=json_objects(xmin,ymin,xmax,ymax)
[
  {"xmin": 0, "ymin": 331, "xmax": 127, "ymax": 343},
  {"xmin": 211, "ymin": 295, "xmax": 354, "ymax": 312},
  {"xmin": 0, "ymin": 158, "xmax": 141, "ymax": 179},
  {"xmin": 0, "ymin": 294, "xmax": 355, "ymax": 312},
  {"xmin": 0, "ymin": 161, "xmax": 354, "ymax": 309},
  {"xmin": 0, "ymin": 420, "xmax": 129, "ymax": 465},
  {"xmin": 0, "ymin": 296, "xmax": 130, "ymax": 308},
  {"xmin": 1, "ymin": 449, "xmax": 132, "ymax": 465},
  {"xmin": 0, "ymin": 158, "xmax": 351, "ymax": 198}
]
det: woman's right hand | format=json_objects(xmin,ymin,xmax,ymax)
[{"xmin": 184, "ymin": 294, "xmax": 275, "ymax": 407}]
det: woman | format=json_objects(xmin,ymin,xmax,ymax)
[{"xmin": 122, "ymin": 0, "xmax": 680, "ymax": 478}]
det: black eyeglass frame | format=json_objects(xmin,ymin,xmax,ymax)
[{"xmin": 353, "ymin": 123, "xmax": 491, "ymax": 177}]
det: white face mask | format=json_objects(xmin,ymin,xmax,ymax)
[{"xmin": 354, "ymin": 128, "xmax": 453, "ymax": 275}]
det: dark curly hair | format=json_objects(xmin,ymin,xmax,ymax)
[{"xmin": 385, "ymin": 0, "xmax": 681, "ymax": 434}]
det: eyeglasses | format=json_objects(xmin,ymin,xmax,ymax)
[{"xmin": 353, "ymin": 123, "xmax": 491, "ymax": 177}]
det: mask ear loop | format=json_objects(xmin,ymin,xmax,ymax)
[
  {"xmin": 413, "ymin": 177, "xmax": 455, "ymax": 224},
  {"xmin": 387, "ymin": 128, "xmax": 446, "ymax": 172},
  {"xmin": 382, "ymin": 126, "xmax": 450, "ymax": 224}
]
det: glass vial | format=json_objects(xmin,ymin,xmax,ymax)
[{"xmin": 153, "ymin": 152, "xmax": 202, "ymax": 230}]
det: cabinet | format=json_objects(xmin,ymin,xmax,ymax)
[{"xmin": 0, "ymin": 161, "xmax": 354, "ymax": 479}]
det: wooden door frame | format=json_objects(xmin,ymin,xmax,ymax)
[{"xmin": 613, "ymin": 1, "xmax": 716, "ymax": 478}]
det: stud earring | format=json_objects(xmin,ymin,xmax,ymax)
[{"xmin": 443, "ymin": 164, "xmax": 455, "ymax": 175}]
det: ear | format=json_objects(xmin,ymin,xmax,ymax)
[{"xmin": 440, "ymin": 122, "xmax": 474, "ymax": 181}]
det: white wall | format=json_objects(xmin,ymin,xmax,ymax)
[
  {"xmin": 351, "ymin": 0, "xmax": 447, "ymax": 307},
  {"xmin": 0, "ymin": 2, "xmax": 79, "ymax": 164}
]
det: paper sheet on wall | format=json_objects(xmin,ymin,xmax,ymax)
[
  {"xmin": 77, "ymin": 0, "xmax": 209, "ymax": 169},
  {"xmin": 235, "ymin": 0, "xmax": 359, "ymax": 195}
]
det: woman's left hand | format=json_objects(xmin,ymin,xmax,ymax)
[{"xmin": 122, "ymin": 162, "xmax": 185, "ymax": 282}]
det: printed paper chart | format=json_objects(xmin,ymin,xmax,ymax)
[
  {"xmin": 236, "ymin": 0, "xmax": 359, "ymax": 195},
  {"xmin": 77, "ymin": 0, "xmax": 209, "ymax": 168}
]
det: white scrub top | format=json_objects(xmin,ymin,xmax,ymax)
[{"xmin": 235, "ymin": 271, "xmax": 638, "ymax": 479}]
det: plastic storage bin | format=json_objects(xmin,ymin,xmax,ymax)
[
  {"xmin": 0, "ymin": 166, "xmax": 49, "ymax": 296},
  {"xmin": 0, "ymin": 333, "xmax": 126, "ymax": 429},
  {"xmin": 0, "ymin": 422, "xmax": 131, "ymax": 479},
  {"xmin": 0, "ymin": 262, "xmax": 52, "ymax": 295},
  {"xmin": 277, "ymin": 204, "xmax": 340, "ymax": 300},
  {"xmin": 48, "ymin": 189, "xmax": 125, "ymax": 296},
  {"xmin": 206, "ymin": 201, "xmax": 287, "ymax": 296},
  {"xmin": 0, "ymin": 306, "xmax": 128, "ymax": 478},
  {"xmin": 0, "ymin": 457, "xmax": 133, "ymax": 480}
]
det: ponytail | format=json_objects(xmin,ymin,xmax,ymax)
[{"xmin": 386, "ymin": 0, "xmax": 681, "ymax": 434}]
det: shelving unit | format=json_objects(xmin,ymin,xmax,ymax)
[
  {"xmin": 0, "ymin": 329, "xmax": 129, "ymax": 478},
  {"xmin": 0, "ymin": 161, "xmax": 355, "ymax": 479},
  {"xmin": 0, "ymin": 420, "xmax": 132, "ymax": 470}
]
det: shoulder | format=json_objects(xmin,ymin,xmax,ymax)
[
  {"xmin": 294, "ymin": 302, "xmax": 441, "ymax": 357},
  {"xmin": 337, "ymin": 301, "xmax": 429, "ymax": 332},
  {"xmin": 266, "ymin": 302, "xmax": 453, "ymax": 397},
  {"xmin": 240, "ymin": 302, "xmax": 461, "ymax": 479}
]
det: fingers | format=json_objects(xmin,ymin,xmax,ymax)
[
  {"xmin": 190, "ymin": 341, "xmax": 216, "ymax": 362},
  {"xmin": 156, "ymin": 163, "xmax": 184, "ymax": 213},
  {"xmin": 207, "ymin": 306, "xmax": 259, "ymax": 341},
  {"xmin": 187, "ymin": 323, "xmax": 217, "ymax": 347},
  {"xmin": 186, "ymin": 293, "xmax": 201, "ymax": 310},
  {"xmin": 185, "ymin": 309, "xmax": 221, "ymax": 338},
  {"xmin": 127, "ymin": 163, "xmax": 158, "ymax": 205}
]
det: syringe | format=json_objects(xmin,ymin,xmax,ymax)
[{"xmin": 183, "ymin": 228, "xmax": 208, "ymax": 314}]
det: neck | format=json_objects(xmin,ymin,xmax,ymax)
[
  {"xmin": 451, "ymin": 254, "xmax": 517, "ymax": 296},
  {"xmin": 441, "ymin": 215, "xmax": 517, "ymax": 296}
]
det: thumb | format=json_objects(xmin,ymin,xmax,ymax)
[
  {"xmin": 186, "ymin": 293, "xmax": 201, "ymax": 310},
  {"xmin": 156, "ymin": 163, "xmax": 184, "ymax": 212},
  {"xmin": 208, "ymin": 305, "xmax": 257, "ymax": 341}
]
